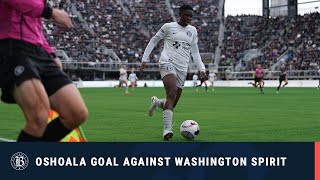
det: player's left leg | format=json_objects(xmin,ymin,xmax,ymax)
[
  {"xmin": 162, "ymin": 74, "xmax": 177, "ymax": 140},
  {"xmin": 204, "ymin": 81, "xmax": 208, "ymax": 93},
  {"xmin": 277, "ymin": 79, "xmax": 282, "ymax": 93},
  {"xmin": 211, "ymin": 80, "xmax": 215, "ymax": 91},
  {"xmin": 258, "ymin": 81, "xmax": 264, "ymax": 94},
  {"xmin": 173, "ymin": 88, "xmax": 183, "ymax": 108},
  {"xmin": 282, "ymin": 79, "xmax": 288, "ymax": 87},
  {"xmin": 47, "ymin": 84, "xmax": 88, "ymax": 141},
  {"xmin": 124, "ymin": 80, "xmax": 129, "ymax": 94},
  {"xmin": 197, "ymin": 79, "xmax": 204, "ymax": 87},
  {"xmin": 194, "ymin": 82, "xmax": 198, "ymax": 91}
]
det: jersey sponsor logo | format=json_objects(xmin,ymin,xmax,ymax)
[
  {"xmin": 173, "ymin": 41, "xmax": 190, "ymax": 50},
  {"xmin": 160, "ymin": 29, "xmax": 164, "ymax": 33},
  {"xmin": 14, "ymin": 66, "xmax": 24, "ymax": 76},
  {"xmin": 173, "ymin": 41, "xmax": 181, "ymax": 49},
  {"xmin": 186, "ymin": 31, "xmax": 192, "ymax": 37},
  {"xmin": 181, "ymin": 42, "xmax": 190, "ymax": 50},
  {"xmin": 11, "ymin": 152, "xmax": 29, "ymax": 170}
]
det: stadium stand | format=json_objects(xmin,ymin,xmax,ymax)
[
  {"xmin": 44, "ymin": 0, "xmax": 221, "ymax": 63},
  {"xmin": 221, "ymin": 12, "xmax": 320, "ymax": 71},
  {"xmin": 43, "ymin": 0, "xmax": 320, "ymax": 80}
]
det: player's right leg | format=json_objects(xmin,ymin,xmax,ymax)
[
  {"xmin": 0, "ymin": 41, "xmax": 50, "ymax": 141},
  {"xmin": 148, "ymin": 96, "xmax": 160, "ymax": 117},
  {"xmin": 277, "ymin": 80, "xmax": 282, "ymax": 93}
]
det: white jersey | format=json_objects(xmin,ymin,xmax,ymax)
[
  {"xmin": 208, "ymin": 73, "xmax": 216, "ymax": 81},
  {"xmin": 128, "ymin": 73, "xmax": 138, "ymax": 82},
  {"xmin": 119, "ymin": 68, "xmax": 127, "ymax": 81},
  {"xmin": 192, "ymin": 74, "xmax": 198, "ymax": 82},
  {"xmin": 142, "ymin": 22, "xmax": 205, "ymax": 73}
]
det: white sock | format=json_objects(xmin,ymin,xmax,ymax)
[
  {"xmin": 156, "ymin": 98, "xmax": 166, "ymax": 109},
  {"xmin": 163, "ymin": 109, "xmax": 173, "ymax": 131}
]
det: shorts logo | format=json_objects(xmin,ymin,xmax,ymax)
[
  {"xmin": 11, "ymin": 152, "xmax": 29, "ymax": 170},
  {"xmin": 14, "ymin": 66, "xmax": 24, "ymax": 76},
  {"xmin": 166, "ymin": 65, "xmax": 173, "ymax": 71},
  {"xmin": 186, "ymin": 31, "xmax": 192, "ymax": 37}
]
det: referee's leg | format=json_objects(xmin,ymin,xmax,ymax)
[
  {"xmin": 13, "ymin": 79, "xmax": 50, "ymax": 141},
  {"xmin": 49, "ymin": 84, "xmax": 88, "ymax": 132}
]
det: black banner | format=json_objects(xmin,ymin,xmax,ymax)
[{"xmin": 0, "ymin": 143, "xmax": 315, "ymax": 180}]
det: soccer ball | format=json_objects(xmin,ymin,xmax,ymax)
[{"xmin": 180, "ymin": 120, "xmax": 200, "ymax": 140}]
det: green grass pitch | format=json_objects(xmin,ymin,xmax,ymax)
[{"xmin": 0, "ymin": 87, "xmax": 319, "ymax": 142}]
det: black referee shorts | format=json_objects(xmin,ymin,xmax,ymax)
[
  {"xmin": 0, "ymin": 39, "xmax": 72, "ymax": 103},
  {"xmin": 254, "ymin": 77, "xmax": 262, "ymax": 83}
]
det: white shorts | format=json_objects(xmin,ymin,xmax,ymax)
[
  {"xmin": 159, "ymin": 62, "xmax": 187, "ymax": 89},
  {"xmin": 119, "ymin": 76, "xmax": 127, "ymax": 81},
  {"xmin": 119, "ymin": 79, "xmax": 127, "ymax": 84}
]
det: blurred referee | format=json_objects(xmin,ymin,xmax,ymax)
[{"xmin": 0, "ymin": 0, "xmax": 88, "ymax": 141}]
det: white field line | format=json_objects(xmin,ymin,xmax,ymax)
[{"xmin": 0, "ymin": 137, "xmax": 16, "ymax": 142}]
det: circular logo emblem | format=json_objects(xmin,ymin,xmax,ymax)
[
  {"xmin": 186, "ymin": 31, "xmax": 192, "ymax": 37},
  {"xmin": 11, "ymin": 152, "xmax": 29, "ymax": 170},
  {"xmin": 166, "ymin": 65, "xmax": 173, "ymax": 71},
  {"xmin": 14, "ymin": 66, "xmax": 25, "ymax": 76}
]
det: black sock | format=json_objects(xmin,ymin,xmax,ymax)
[
  {"xmin": 277, "ymin": 86, "xmax": 280, "ymax": 91},
  {"xmin": 259, "ymin": 85, "xmax": 263, "ymax": 91},
  {"xmin": 42, "ymin": 117, "xmax": 72, "ymax": 142},
  {"xmin": 17, "ymin": 130, "xmax": 42, "ymax": 142}
]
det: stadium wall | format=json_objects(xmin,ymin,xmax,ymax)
[{"xmin": 75, "ymin": 80, "xmax": 319, "ymax": 88}]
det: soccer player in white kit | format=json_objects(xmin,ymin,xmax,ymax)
[
  {"xmin": 140, "ymin": 5, "xmax": 206, "ymax": 140},
  {"xmin": 318, "ymin": 68, "xmax": 320, "ymax": 89},
  {"xmin": 128, "ymin": 68, "xmax": 138, "ymax": 90},
  {"xmin": 208, "ymin": 71, "xmax": 216, "ymax": 91},
  {"xmin": 192, "ymin": 73, "xmax": 199, "ymax": 91},
  {"xmin": 118, "ymin": 65, "xmax": 129, "ymax": 94}
]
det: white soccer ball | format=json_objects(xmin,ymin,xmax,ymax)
[{"xmin": 180, "ymin": 120, "xmax": 200, "ymax": 140}]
